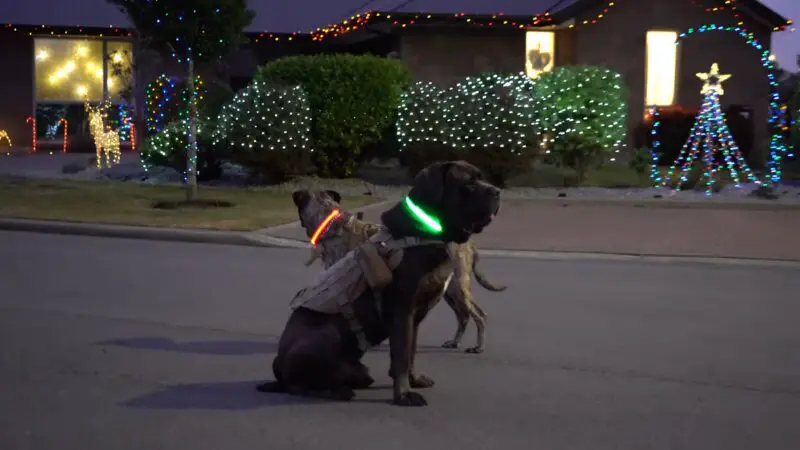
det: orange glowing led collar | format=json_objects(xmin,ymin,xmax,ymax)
[{"xmin": 309, "ymin": 209, "xmax": 342, "ymax": 246}]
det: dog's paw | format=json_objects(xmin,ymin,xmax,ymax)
[
  {"xmin": 441, "ymin": 340, "xmax": 459, "ymax": 349},
  {"xmin": 350, "ymin": 373, "xmax": 375, "ymax": 390},
  {"xmin": 332, "ymin": 388, "xmax": 356, "ymax": 402},
  {"xmin": 465, "ymin": 346, "xmax": 484, "ymax": 354},
  {"xmin": 410, "ymin": 373, "xmax": 435, "ymax": 389},
  {"xmin": 393, "ymin": 391, "xmax": 428, "ymax": 407}
]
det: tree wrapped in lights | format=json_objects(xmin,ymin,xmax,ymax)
[
  {"xmin": 661, "ymin": 63, "xmax": 760, "ymax": 195},
  {"xmin": 534, "ymin": 65, "xmax": 627, "ymax": 184},
  {"xmin": 108, "ymin": 0, "xmax": 254, "ymax": 201},
  {"xmin": 213, "ymin": 81, "xmax": 313, "ymax": 182},
  {"xmin": 145, "ymin": 74, "xmax": 206, "ymax": 135}
]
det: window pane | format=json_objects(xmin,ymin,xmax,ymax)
[
  {"xmin": 35, "ymin": 38, "xmax": 103, "ymax": 102},
  {"xmin": 645, "ymin": 31, "xmax": 678, "ymax": 106},
  {"xmin": 525, "ymin": 31, "xmax": 555, "ymax": 79},
  {"xmin": 106, "ymin": 40, "xmax": 134, "ymax": 104}
]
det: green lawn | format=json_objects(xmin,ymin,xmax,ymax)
[{"xmin": 0, "ymin": 178, "xmax": 380, "ymax": 231}]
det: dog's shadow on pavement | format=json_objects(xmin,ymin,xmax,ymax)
[
  {"xmin": 122, "ymin": 380, "xmax": 333, "ymax": 410},
  {"xmin": 98, "ymin": 337, "xmax": 277, "ymax": 355}
]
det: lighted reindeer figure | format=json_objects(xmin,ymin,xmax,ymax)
[{"xmin": 85, "ymin": 100, "xmax": 121, "ymax": 168}]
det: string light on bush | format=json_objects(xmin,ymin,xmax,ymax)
[
  {"xmin": 674, "ymin": 24, "xmax": 787, "ymax": 184},
  {"xmin": 533, "ymin": 66, "xmax": 628, "ymax": 163},
  {"xmin": 661, "ymin": 63, "xmax": 760, "ymax": 196},
  {"xmin": 397, "ymin": 73, "xmax": 540, "ymax": 155},
  {"xmin": 211, "ymin": 80, "xmax": 313, "ymax": 180}
]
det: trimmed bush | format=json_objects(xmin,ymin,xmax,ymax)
[
  {"xmin": 140, "ymin": 117, "xmax": 224, "ymax": 181},
  {"xmin": 212, "ymin": 81, "xmax": 313, "ymax": 183},
  {"xmin": 534, "ymin": 65, "xmax": 627, "ymax": 184},
  {"xmin": 398, "ymin": 73, "xmax": 541, "ymax": 186},
  {"xmin": 255, "ymin": 54, "xmax": 411, "ymax": 177}
]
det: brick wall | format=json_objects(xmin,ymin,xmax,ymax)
[
  {"xmin": 398, "ymin": 27, "xmax": 525, "ymax": 86},
  {"xmin": 0, "ymin": 31, "xmax": 34, "ymax": 151}
]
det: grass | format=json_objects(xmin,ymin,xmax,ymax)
[{"xmin": 0, "ymin": 178, "xmax": 380, "ymax": 231}]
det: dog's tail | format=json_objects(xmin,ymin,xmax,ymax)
[
  {"xmin": 255, "ymin": 381, "xmax": 286, "ymax": 393},
  {"xmin": 472, "ymin": 250, "xmax": 507, "ymax": 292}
]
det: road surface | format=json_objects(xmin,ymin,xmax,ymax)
[{"xmin": 1, "ymin": 230, "xmax": 799, "ymax": 450}]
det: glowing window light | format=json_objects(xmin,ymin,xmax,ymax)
[
  {"xmin": 64, "ymin": 60, "xmax": 76, "ymax": 73},
  {"xmin": 75, "ymin": 45, "xmax": 88, "ymax": 57},
  {"xmin": 35, "ymin": 49, "xmax": 49, "ymax": 62},
  {"xmin": 645, "ymin": 30, "xmax": 679, "ymax": 106},
  {"xmin": 525, "ymin": 31, "xmax": 555, "ymax": 79},
  {"xmin": 112, "ymin": 52, "xmax": 123, "ymax": 63},
  {"xmin": 75, "ymin": 85, "xmax": 88, "ymax": 97}
]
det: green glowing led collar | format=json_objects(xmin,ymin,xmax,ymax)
[{"xmin": 403, "ymin": 196, "xmax": 443, "ymax": 234}]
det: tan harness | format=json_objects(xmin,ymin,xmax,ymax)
[{"xmin": 290, "ymin": 228, "xmax": 445, "ymax": 352}]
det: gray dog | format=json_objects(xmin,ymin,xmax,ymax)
[
  {"xmin": 257, "ymin": 161, "xmax": 501, "ymax": 406},
  {"xmin": 294, "ymin": 189, "xmax": 506, "ymax": 353}
]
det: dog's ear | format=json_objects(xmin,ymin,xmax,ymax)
[
  {"xmin": 292, "ymin": 190, "xmax": 312, "ymax": 209},
  {"xmin": 408, "ymin": 161, "xmax": 453, "ymax": 206},
  {"xmin": 324, "ymin": 190, "xmax": 342, "ymax": 204}
]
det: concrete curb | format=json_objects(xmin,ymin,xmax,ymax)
[
  {"xmin": 0, "ymin": 217, "xmax": 277, "ymax": 248},
  {"xmin": 2, "ymin": 217, "xmax": 798, "ymax": 269}
]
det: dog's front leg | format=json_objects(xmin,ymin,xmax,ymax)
[{"xmin": 390, "ymin": 311, "xmax": 427, "ymax": 406}]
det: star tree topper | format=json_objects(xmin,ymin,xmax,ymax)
[{"xmin": 696, "ymin": 63, "xmax": 732, "ymax": 96}]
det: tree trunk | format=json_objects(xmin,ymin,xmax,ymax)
[{"xmin": 186, "ymin": 58, "xmax": 198, "ymax": 202}]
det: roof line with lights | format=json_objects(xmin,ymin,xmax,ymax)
[{"xmin": 2, "ymin": 0, "xmax": 792, "ymax": 43}]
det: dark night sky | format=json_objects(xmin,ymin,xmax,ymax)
[{"xmin": 3, "ymin": 0, "xmax": 799, "ymax": 69}]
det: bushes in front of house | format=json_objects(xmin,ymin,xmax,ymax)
[
  {"xmin": 533, "ymin": 65, "xmax": 628, "ymax": 184},
  {"xmin": 399, "ymin": 73, "xmax": 541, "ymax": 186},
  {"xmin": 212, "ymin": 81, "xmax": 314, "ymax": 183},
  {"xmin": 254, "ymin": 53, "xmax": 412, "ymax": 178},
  {"xmin": 140, "ymin": 117, "xmax": 225, "ymax": 181},
  {"xmin": 140, "ymin": 59, "xmax": 630, "ymax": 188}
]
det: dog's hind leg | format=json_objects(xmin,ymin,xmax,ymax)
[
  {"xmin": 441, "ymin": 291, "xmax": 469, "ymax": 349},
  {"xmin": 464, "ymin": 300, "xmax": 487, "ymax": 354}
]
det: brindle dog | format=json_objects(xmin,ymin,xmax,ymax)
[
  {"xmin": 257, "ymin": 160, "xmax": 501, "ymax": 406},
  {"xmin": 295, "ymin": 189, "xmax": 506, "ymax": 354}
]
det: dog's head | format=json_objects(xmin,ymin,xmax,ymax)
[
  {"xmin": 291, "ymin": 189, "xmax": 344, "ymax": 238},
  {"xmin": 393, "ymin": 160, "xmax": 500, "ymax": 243}
]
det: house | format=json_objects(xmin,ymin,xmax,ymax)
[{"xmin": 0, "ymin": 0, "xmax": 792, "ymax": 163}]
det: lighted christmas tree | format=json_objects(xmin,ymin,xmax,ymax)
[{"xmin": 662, "ymin": 62, "xmax": 760, "ymax": 195}]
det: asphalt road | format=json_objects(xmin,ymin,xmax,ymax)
[{"xmin": 1, "ymin": 231, "xmax": 799, "ymax": 450}]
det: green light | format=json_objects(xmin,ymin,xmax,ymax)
[{"xmin": 403, "ymin": 196, "xmax": 443, "ymax": 234}]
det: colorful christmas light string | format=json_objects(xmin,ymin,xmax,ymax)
[{"xmin": 648, "ymin": 24, "xmax": 788, "ymax": 185}]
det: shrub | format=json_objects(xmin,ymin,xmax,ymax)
[
  {"xmin": 212, "ymin": 80, "xmax": 313, "ymax": 183},
  {"xmin": 255, "ymin": 54, "xmax": 411, "ymax": 177},
  {"xmin": 534, "ymin": 65, "xmax": 627, "ymax": 184},
  {"xmin": 140, "ymin": 117, "xmax": 224, "ymax": 181},
  {"xmin": 398, "ymin": 73, "xmax": 541, "ymax": 187}
]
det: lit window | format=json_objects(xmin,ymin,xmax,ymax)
[
  {"xmin": 34, "ymin": 38, "xmax": 133, "ymax": 103},
  {"xmin": 525, "ymin": 31, "xmax": 555, "ymax": 79},
  {"xmin": 645, "ymin": 30, "xmax": 678, "ymax": 106}
]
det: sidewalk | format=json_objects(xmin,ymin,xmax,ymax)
[{"xmin": 260, "ymin": 199, "xmax": 800, "ymax": 261}]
